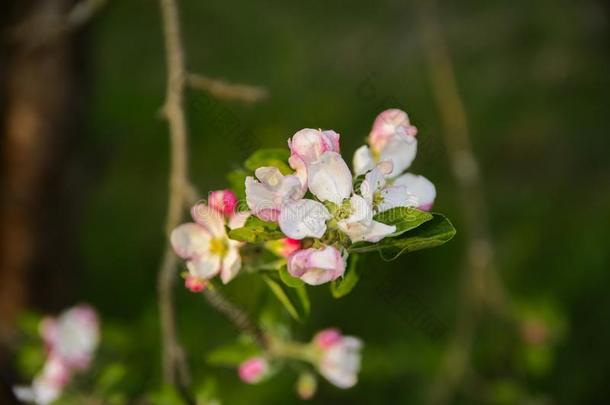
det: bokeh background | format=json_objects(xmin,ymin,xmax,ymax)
[{"xmin": 1, "ymin": 0, "xmax": 609, "ymax": 403}]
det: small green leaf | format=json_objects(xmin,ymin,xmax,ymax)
[
  {"xmin": 262, "ymin": 275, "xmax": 309, "ymax": 321},
  {"xmin": 229, "ymin": 216, "xmax": 285, "ymax": 243},
  {"xmin": 245, "ymin": 148, "xmax": 292, "ymax": 174},
  {"xmin": 206, "ymin": 340, "xmax": 260, "ymax": 366},
  {"xmin": 331, "ymin": 254, "xmax": 360, "ymax": 298},
  {"xmin": 374, "ymin": 207, "xmax": 433, "ymax": 237},
  {"xmin": 227, "ymin": 169, "xmax": 249, "ymax": 200},
  {"xmin": 349, "ymin": 213, "xmax": 456, "ymax": 260},
  {"xmin": 279, "ymin": 265, "xmax": 304, "ymax": 288}
]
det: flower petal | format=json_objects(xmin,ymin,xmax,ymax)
[
  {"xmin": 379, "ymin": 135, "xmax": 418, "ymax": 177},
  {"xmin": 353, "ymin": 145, "xmax": 375, "ymax": 176},
  {"xmin": 393, "ymin": 173, "xmax": 436, "ymax": 211},
  {"xmin": 170, "ymin": 223, "xmax": 211, "ymax": 259},
  {"xmin": 228, "ymin": 211, "xmax": 250, "ymax": 230},
  {"xmin": 377, "ymin": 186, "xmax": 418, "ymax": 213},
  {"xmin": 191, "ymin": 204, "xmax": 226, "ymax": 237},
  {"xmin": 279, "ymin": 199, "xmax": 331, "ymax": 239},
  {"xmin": 187, "ymin": 255, "xmax": 221, "ymax": 279},
  {"xmin": 287, "ymin": 246, "xmax": 345, "ymax": 285},
  {"xmin": 360, "ymin": 162, "xmax": 391, "ymax": 203},
  {"xmin": 307, "ymin": 152, "xmax": 353, "ymax": 204},
  {"xmin": 220, "ymin": 244, "xmax": 242, "ymax": 284},
  {"xmin": 362, "ymin": 220, "xmax": 396, "ymax": 242}
]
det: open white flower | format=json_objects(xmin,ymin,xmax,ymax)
[
  {"xmin": 279, "ymin": 199, "xmax": 331, "ymax": 239},
  {"xmin": 171, "ymin": 203, "xmax": 243, "ymax": 285},
  {"xmin": 393, "ymin": 172, "xmax": 436, "ymax": 211},
  {"xmin": 337, "ymin": 195, "xmax": 396, "ymax": 243},
  {"xmin": 360, "ymin": 161, "xmax": 418, "ymax": 214},
  {"xmin": 245, "ymin": 167, "xmax": 304, "ymax": 222}
]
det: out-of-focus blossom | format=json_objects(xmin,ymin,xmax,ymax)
[
  {"xmin": 208, "ymin": 189, "xmax": 238, "ymax": 217},
  {"xmin": 171, "ymin": 202, "xmax": 243, "ymax": 285},
  {"xmin": 266, "ymin": 238, "xmax": 302, "ymax": 258},
  {"xmin": 246, "ymin": 167, "xmax": 304, "ymax": 222},
  {"xmin": 288, "ymin": 129, "xmax": 340, "ymax": 190},
  {"xmin": 314, "ymin": 329, "xmax": 362, "ymax": 389},
  {"xmin": 296, "ymin": 372, "xmax": 317, "ymax": 400},
  {"xmin": 286, "ymin": 246, "xmax": 345, "ymax": 285},
  {"xmin": 40, "ymin": 305, "xmax": 99, "ymax": 370},
  {"xmin": 238, "ymin": 357, "xmax": 269, "ymax": 384},
  {"xmin": 15, "ymin": 305, "xmax": 100, "ymax": 405}
]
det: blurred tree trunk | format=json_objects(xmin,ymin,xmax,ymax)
[{"xmin": 0, "ymin": 0, "xmax": 86, "ymax": 377}]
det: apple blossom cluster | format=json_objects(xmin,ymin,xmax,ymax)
[
  {"xmin": 13, "ymin": 305, "xmax": 100, "ymax": 405},
  {"xmin": 245, "ymin": 108, "xmax": 436, "ymax": 285},
  {"xmin": 237, "ymin": 328, "xmax": 362, "ymax": 398}
]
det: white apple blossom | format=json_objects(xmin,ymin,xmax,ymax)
[
  {"xmin": 336, "ymin": 195, "xmax": 396, "ymax": 243},
  {"xmin": 307, "ymin": 151, "xmax": 353, "ymax": 205},
  {"xmin": 279, "ymin": 199, "xmax": 331, "ymax": 240},
  {"xmin": 360, "ymin": 161, "xmax": 418, "ymax": 214},
  {"xmin": 245, "ymin": 167, "xmax": 304, "ymax": 222},
  {"xmin": 171, "ymin": 201, "xmax": 245, "ymax": 286},
  {"xmin": 314, "ymin": 329, "xmax": 363, "ymax": 389},
  {"xmin": 286, "ymin": 246, "xmax": 345, "ymax": 285}
]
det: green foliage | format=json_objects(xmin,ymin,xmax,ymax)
[
  {"xmin": 374, "ymin": 207, "xmax": 434, "ymax": 237},
  {"xmin": 244, "ymin": 148, "xmax": 292, "ymax": 175},
  {"xmin": 331, "ymin": 254, "xmax": 360, "ymax": 298},
  {"xmin": 278, "ymin": 265, "xmax": 305, "ymax": 288},
  {"xmin": 228, "ymin": 216, "xmax": 284, "ymax": 243},
  {"xmin": 262, "ymin": 275, "xmax": 310, "ymax": 321},
  {"xmin": 349, "ymin": 213, "xmax": 456, "ymax": 260},
  {"xmin": 226, "ymin": 169, "xmax": 249, "ymax": 200}
]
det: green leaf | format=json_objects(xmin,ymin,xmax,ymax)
[
  {"xmin": 245, "ymin": 148, "xmax": 292, "ymax": 174},
  {"xmin": 331, "ymin": 254, "xmax": 360, "ymax": 298},
  {"xmin": 348, "ymin": 213, "xmax": 456, "ymax": 260},
  {"xmin": 229, "ymin": 216, "xmax": 285, "ymax": 243},
  {"xmin": 227, "ymin": 169, "xmax": 249, "ymax": 200},
  {"xmin": 279, "ymin": 265, "xmax": 304, "ymax": 288},
  {"xmin": 374, "ymin": 207, "xmax": 434, "ymax": 237},
  {"xmin": 206, "ymin": 339, "xmax": 260, "ymax": 366},
  {"xmin": 262, "ymin": 275, "xmax": 309, "ymax": 321}
]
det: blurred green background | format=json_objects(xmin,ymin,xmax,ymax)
[{"xmin": 7, "ymin": 0, "xmax": 610, "ymax": 403}]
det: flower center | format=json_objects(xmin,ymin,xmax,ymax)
[
  {"xmin": 209, "ymin": 238, "xmax": 228, "ymax": 257},
  {"xmin": 373, "ymin": 191, "xmax": 384, "ymax": 208}
]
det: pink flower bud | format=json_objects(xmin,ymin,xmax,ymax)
[
  {"xmin": 238, "ymin": 357, "xmax": 268, "ymax": 384},
  {"xmin": 184, "ymin": 274, "xmax": 206, "ymax": 292},
  {"xmin": 287, "ymin": 246, "xmax": 345, "ymax": 286},
  {"xmin": 313, "ymin": 328, "xmax": 342, "ymax": 349},
  {"xmin": 281, "ymin": 238, "xmax": 302, "ymax": 258},
  {"xmin": 369, "ymin": 109, "xmax": 417, "ymax": 153},
  {"xmin": 209, "ymin": 189, "xmax": 238, "ymax": 217},
  {"xmin": 288, "ymin": 129, "xmax": 341, "ymax": 189}
]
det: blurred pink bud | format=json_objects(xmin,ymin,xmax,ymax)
[
  {"xmin": 287, "ymin": 246, "xmax": 345, "ymax": 286},
  {"xmin": 313, "ymin": 328, "xmax": 342, "ymax": 349},
  {"xmin": 521, "ymin": 319, "xmax": 549, "ymax": 346},
  {"xmin": 238, "ymin": 357, "xmax": 268, "ymax": 384},
  {"xmin": 184, "ymin": 274, "xmax": 206, "ymax": 292},
  {"xmin": 209, "ymin": 189, "xmax": 238, "ymax": 217}
]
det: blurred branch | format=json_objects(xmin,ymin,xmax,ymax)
[
  {"xmin": 186, "ymin": 73, "xmax": 268, "ymax": 103},
  {"xmin": 417, "ymin": 1, "xmax": 509, "ymax": 404},
  {"xmin": 202, "ymin": 289, "xmax": 268, "ymax": 349},
  {"xmin": 9, "ymin": 0, "xmax": 108, "ymax": 51},
  {"xmin": 157, "ymin": 0, "xmax": 193, "ymax": 395}
]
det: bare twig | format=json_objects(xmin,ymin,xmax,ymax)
[
  {"xmin": 157, "ymin": 0, "xmax": 193, "ymax": 391},
  {"xmin": 202, "ymin": 289, "xmax": 268, "ymax": 349},
  {"xmin": 186, "ymin": 73, "xmax": 268, "ymax": 103},
  {"xmin": 417, "ymin": 1, "xmax": 509, "ymax": 404}
]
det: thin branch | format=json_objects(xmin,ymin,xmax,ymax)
[
  {"xmin": 202, "ymin": 289, "xmax": 268, "ymax": 349},
  {"xmin": 186, "ymin": 73, "xmax": 268, "ymax": 104},
  {"xmin": 157, "ymin": 0, "xmax": 193, "ymax": 392},
  {"xmin": 417, "ymin": 1, "xmax": 509, "ymax": 404}
]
